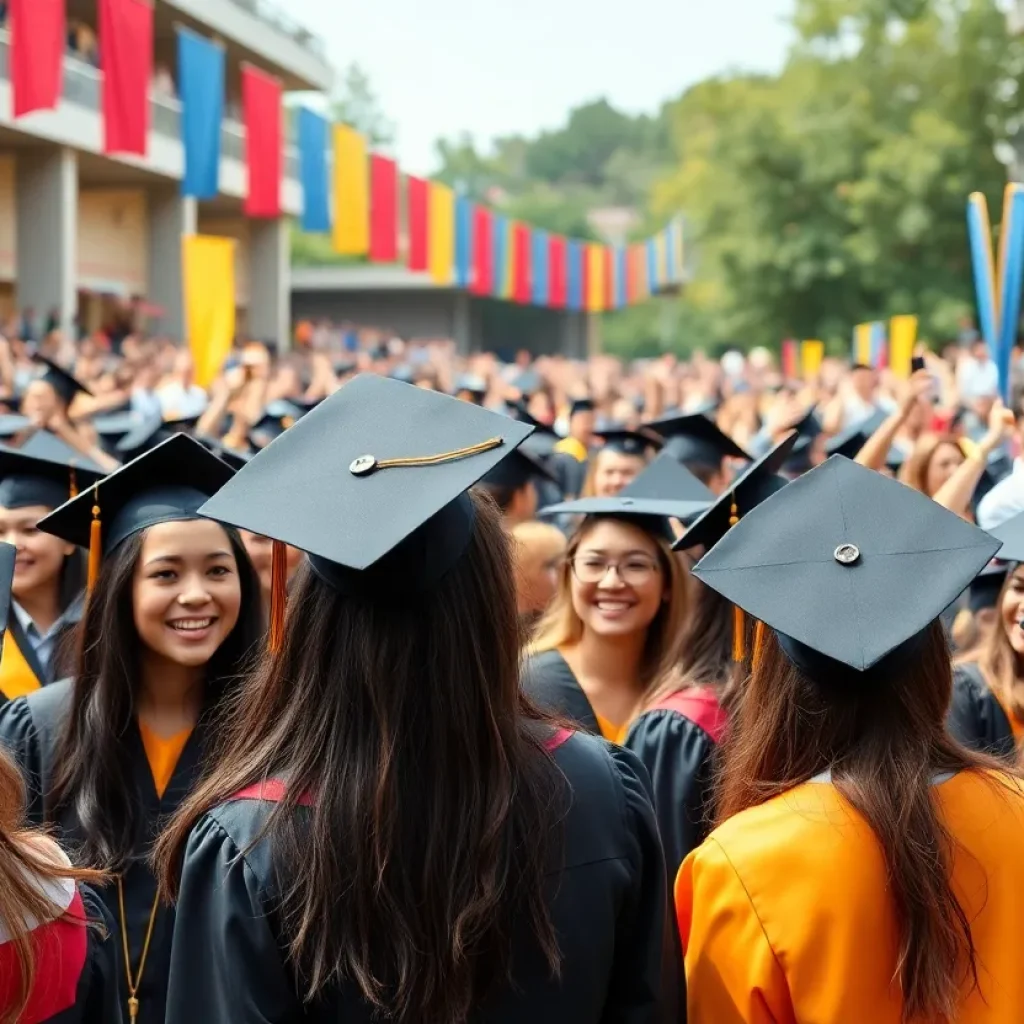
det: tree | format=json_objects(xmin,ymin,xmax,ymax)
[{"xmin": 331, "ymin": 63, "xmax": 395, "ymax": 149}]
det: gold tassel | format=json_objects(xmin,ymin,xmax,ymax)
[
  {"xmin": 269, "ymin": 540, "xmax": 288, "ymax": 652},
  {"xmin": 752, "ymin": 620, "xmax": 766, "ymax": 673},
  {"xmin": 87, "ymin": 498, "xmax": 102, "ymax": 592},
  {"xmin": 729, "ymin": 493, "xmax": 745, "ymax": 661},
  {"xmin": 68, "ymin": 464, "xmax": 78, "ymax": 499}
]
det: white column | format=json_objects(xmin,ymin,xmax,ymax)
[
  {"xmin": 147, "ymin": 187, "xmax": 197, "ymax": 342},
  {"xmin": 248, "ymin": 218, "xmax": 289, "ymax": 348},
  {"xmin": 16, "ymin": 148, "xmax": 77, "ymax": 340}
]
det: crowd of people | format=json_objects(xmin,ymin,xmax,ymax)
[{"xmin": 0, "ymin": 321, "xmax": 1020, "ymax": 1021}]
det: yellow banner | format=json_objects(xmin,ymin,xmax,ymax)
[
  {"xmin": 587, "ymin": 244, "xmax": 606, "ymax": 311},
  {"xmin": 889, "ymin": 315, "xmax": 918, "ymax": 379},
  {"xmin": 428, "ymin": 182, "xmax": 454, "ymax": 285},
  {"xmin": 801, "ymin": 340, "xmax": 825, "ymax": 380},
  {"xmin": 671, "ymin": 220, "xmax": 684, "ymax": 280},
  {"xmin": 503, "ymin": 220, "xmax": 516, "ymax": 299},
  {"xmin": 332, "ymin": 125, "xmax": 369, "ymax": 255},
  {"xmin": 183, "ymin": 235, "xmax": 235, "ymax": 389},
  {"xmin": 853, "ymin": 323, "xmax": 872, "ymax": 365},
  {"xmin": 656, "ymin": 232, "xmax": 669, "ymax": 285}
]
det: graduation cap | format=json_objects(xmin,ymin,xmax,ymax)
[
  {"xmin": 643, "ymin": 412, "xmax": 750, "ymax": 468},
  {"xmin": 569, "ymin": 397, "xmax": 595, "ymax": 417},
  {"xmin": 91, "ymin": 411, "xmax": 142, "ymax": 441},
  {"xmin": 0, "ymin": 415, "xmax": 31, "ymax": 440},
  {"xmin": 38, "ymin": 434, "xmax": 236, "ymax": 589},
  {"xmin": 31, "ymin": 355, "xmax": 92, "ymax": 407},
  {"xmin": 194, "ymin": 435, "xmax": 253, "ymax": 473},
  {"xmin": 0, "ymin": 542, "xmax": 14, "ymax": 644},
  {"xmin": 0, "ymin": 432, "xmax": 107, "ymax": 510},
  {"xmin": 479, "ymin": 446, "xmax": 558, "ymax": 491},
  {"xmin": 455, "ymin": 374, "xmax": 488, "ymax": 401},
  {"xmin": 988, "ymin": 509, "xmax": 1024, "ymax": 563},
  {"xmin": 825, "ymin": 409, "xmax": 888, "ymax": 461},
  {"xmin": 693, "ymin": 455, "xmax": 998, "ymax": 681},
  {"xmin": 965, "ymin": 562, "xmax": 1008, "ymax": 614},
  {"xmin": 676, "ymin": 432, "xmax": 799, "ymax": 553},
  {"xmin": 593, "ymin": 428, "xmax": 663, "ymax": 458},
  {"xmin": 783, "ymin": 408, "xmax": 822, "ymax": 475},
  {"xmin": 197, "ymin": 374, "xmax": 535, "ymax": 647},
  {"xmin": 116, "ymin": 411, "xmax": 203, "ymax": 459},
  {"xmin": 249, "ymin": 400, "xmax": 303, "ymax": 446}
]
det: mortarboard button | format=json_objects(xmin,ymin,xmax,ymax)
[
  {"xmin": 834, "ymin": 543, "xmax": 860, "ymax": 565},
  {"xmin": 350, "ymin": 455, "xmax": 376, "ymax": 476}
]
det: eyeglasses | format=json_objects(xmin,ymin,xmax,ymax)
[{"xmin": 570, "ymin": 554, "xmax": 661, "ymax": 587}]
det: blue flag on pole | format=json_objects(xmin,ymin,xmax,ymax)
[
  {"xmin": 615, "ymin": 246, "xmax": 628, "ymax": 308},
  {"xmin": 178, "ymin": 28, "xmax": 224, "ymax": 199},
  {"xmin": 997, "ymin": 185, "xmax": 1024, "ymax": 403},
  {"xmin": 567, "ymin": 241, "xmax": 583, "ymax": 311},
  {"xmin": 532, "ymin": 230, "xmax": 549, "ymax": 306},
  {"xmin": 454, "ymin": 195, "xmax": 473, "ymax": 289},
  {"xmin": 297, "ymin": 108, "xmax": 330, "ymax": 234}
]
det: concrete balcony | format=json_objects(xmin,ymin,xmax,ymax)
[{"xmin": 0, "ymin": 29, "xmax": 302, "ymax": 216}]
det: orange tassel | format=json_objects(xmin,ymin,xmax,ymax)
[
  {"xmin": 87, "ymin": 501, "xmax": 102, "ymax": 592},
  {"xmin": 752, "ymin": 620, "xmax": 766, "ymax": 672},
  {"xmin": 269, "ymin": 540, "xmax": 288, "ymax": 652},
  {"xmin": 68, "ymin": 466, "xmax": 78, "ymax": 499}
]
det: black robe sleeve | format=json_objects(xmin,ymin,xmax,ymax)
[
  {"xmin": 947, "ymin": 663, "xmax": 1016, "ymax": 760},
  {"xmin": 0, "ymin": 696, "xmax": 45, "ymax": 824},
  {"xmin": 75, "ymin": 885, "xmax": 123, "ymax": 1024},
  {"xmin": 604, "ymin": 744, "xmax": 685, "ymax": 1024},
  {"xmin": 165, "ymin": 812, "xmax": 302, "ymax": 1024},
  {"xmin": 623, "ymin": 709, "xmax": 717, "ymax": 883},
  {"xmin": 521, "ymin": 652, "xmax": 601, "ymax": 735}
]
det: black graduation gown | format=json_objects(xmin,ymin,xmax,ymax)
[
  {"xmin": 623, "ymin": 695, "xmax": 723, "ymax": 884},
  {"xmin": 947, "ymin": 662, "xmax": 1017, "ymax": 760},
  {"xmin": 0, "ymin": 595, "xmax": 83, "ymax": 704},
  {"xmin": 551, "ymin": 451, "xmax": 588, "ymax": 500},
  {"xmin": 0, "ymin": 681, "xmax": 213, "ymax": 1024},
  {"xmin": 166, "ymin": 732, "xmax": 682, "ymax": 1023},
  {"xmin": 522, "ymin": 650, "xmax": 601, "ymax": 735}
]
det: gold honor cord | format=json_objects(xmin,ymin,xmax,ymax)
[
  {"xmin": 349, "ymin": 436, "xmax": 504, "ymax": 476},
  {"xmin": 729, "ymin": 493, "xmax": 746, "ymax": 662}
]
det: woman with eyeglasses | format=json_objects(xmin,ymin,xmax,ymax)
[{"xmin": 524, "ymin": 496, "xmax": 691, "ymax": 744}]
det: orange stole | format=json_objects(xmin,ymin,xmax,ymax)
[
  {"xmin": 0, "ymin": 630, "xmax": 42, "ymax": 701},
  {"xmin": 138, "ymin": 721, "xmax": 193, "ymax": 798}
]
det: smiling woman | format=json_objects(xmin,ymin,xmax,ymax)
[{"xmin": 0, "ymin": 435, "xmax": 263, "ymax": 1024}]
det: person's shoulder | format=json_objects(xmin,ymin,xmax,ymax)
[
  {"xmin": 626, "ymin": 689, "xmax": 727, "ymax": 747},
  {"xmin": 0, "ymin": 679, "xmax": 73, "ymax": 737},
  {"xmin": 951, "ymin": 660, "xmax": 992, "ymax": 705},
  {"xmin": 523, "ymin": 649, "xmax": 570, "ymax": 678}
]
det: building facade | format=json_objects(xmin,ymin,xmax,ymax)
[{"xmin": 0, "ymin": 0, "xmax": 330, "ymax": 344}]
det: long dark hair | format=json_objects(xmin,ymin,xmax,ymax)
[
  {"xmin": 48, "ymin": 524, "xmax": 263, "ymax": 870},
  {"xmin": 157, "ymin": 492, "xmax": 564, "ymax": 1021},
  {"xmin": 717, "ymin": 622, "xmax": 1016, "ymax": 1022}
]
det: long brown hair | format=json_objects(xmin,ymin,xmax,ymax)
[
  {"xmin": 718, "ymin": 622, "xmax": 1013, "ymax": 1022},
  {"xmin": 0, "ymin": 749, "xmax": 104, "ymax": 1024},
  {"xmin": 156, "ymin": 492, "xmax": 564, "ymax": 1021},
  {"xmin": 898, "ymin": 433, "xmax": 964, "ymax": 497},
  {"xmin": 528, "ymin": 515, "xmax": 689, "ymax": 694}
]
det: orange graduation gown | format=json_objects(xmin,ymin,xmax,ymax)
[{"xmin": 676, "ymin": 770, "xmax": 1024, "ymax": 1023}]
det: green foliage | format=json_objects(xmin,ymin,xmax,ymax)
[
  {"xmin": 330, "ymin": 63, "xmax": 395, "ymax": 147},
  {"xmin": 655, "ymin": 0, "xmax": 1022, "ymax": 352}
]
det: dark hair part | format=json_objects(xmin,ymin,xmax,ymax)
[
  {"xmin": 718, "ymin": 621, "xmax": 1014, "ymax": 1022},
  {"xmin": 48, "ymin": 523, "xmax": 263, "ymax": 870},
  {"xmin": 157, "ymin": 492, "xmax": 564, "ymax": 1021}
]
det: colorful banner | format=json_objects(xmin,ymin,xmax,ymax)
[
  {"xmin": 407, "ymin": 176, "xmax": 430, "ymax": 272},
  {"xmin": 183, "ymin": 235, "xmax": 236, "ymax": 389},
  {"xmin": 492, "ymin": 215, "xmax": 509, "ymax": 298},
  {"xmin": 332, "ymin": 125, "xmax": 369, "ymax": 255},
  {"xmin": 615, "ymin": 246, "xmax": 628, "ymax": 309},
  {"xmin": 178, "ymin": 28, "xmax": 224, "ymax": 200},
  {"xmin": 532, "ymin": 230, "xmax": 549, "ymax": 307},
  {"xmin": 297, "ymin": 109, "xmax": 330, "ymax": 234},
  {"xmin": 586, "ymin": 243, "xmax": 606, "ymax": 312},
  {"xmin": 646, "ymin": 239, "xmax": 659, "ymax": 294},
  {"xmin": 781, "ymin": 339, "xmax": 799, "ymax": 380},
  {"xmin": 870, "ymin": 321, "xmax": 887, "ymax": 368},
  {"xmin": 10, "ymin": 0, "xmax": 64, "ymax": 118},
  {"xmin": 369, "ymin": 154, "xmax": 398, "ymax": 262},
  {"xmin": 242, "ymin": 65, "xmax": 282, "ymax": 218},
  {"xmin": 513, "ymin": 223, "xmax": 532, "ymax": 304},
  {"xmin": 549, "ymin": 235, "xmax": 567, "ymax": 308},
  {"xmin": 997, "ymin": 184, "xmax": 1024, "ymax": 402},
  {"xmin": 853, "ymin": 323, "xmax": 871, "ymax": 365},
  {"xmin": 454, "ymin": 196, "xmax": 473, "ymax": 288},
  {"xmin": 801, "ymin": 340, "xmax": 824, "ymax": 380},
  {"xmin": 655, "ymin": 232, "xmax": 669, "ymax": 285},
  {"xmin": 567, "ymin": 241, "xmax": 584, "ymax": 311},
  {"xmin": 428, "ymin": 182, "xmax": 454, "ymax": 285},
  {"xmin": 604, "ymin": 247, "xmax": 615, "ymax": 310},
  {"xmin": 967, "ymin": 192, "xmax": 999, "ymax": 361},
  {"xmin": 99, "ymin": 0, "xmax": 152, "ymax": 156},
  {"xmin": 888, "ymin": 315, "xmax": 918, "ymax": 379},
  {"xmin": 471, "ymin": 206, "xmax": 494, "ymax": 295},
  {"xmin": 668, "ymin": 220, "xmax": 684, "ymax": 282}
]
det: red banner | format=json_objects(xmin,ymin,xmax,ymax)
[
  {"xmin": 242, "ymin": 65, "xmax": 282, "ymax": 217},
  {"xmin": 548, "ymin": 235, "xmax": 568, "ymax": 308},
  {"xmin": 471, "ymin": 207, "xmax": 494, "ymax": 295},
  {"xmin": 100, "ymin": 0, "xmax": 153, "ymax": 155},
  {"xmin": 407, "ymin": 176, "xmax": 429, "ymax": 272},
  {"xmin": 369, "ymin": 156, "xmax": 399, "ymax": 262},
  {"xmin": 512, "ymin": 223, "xmax": 532, "ymax": 304},
  {"xmin": 10, "ymin": 0, "xmax": 64, "ymax": 118}
]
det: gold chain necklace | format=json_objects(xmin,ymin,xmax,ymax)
[{"xmin": 117, "ymin": 876, "xmax": 161, "ymax": 1022}]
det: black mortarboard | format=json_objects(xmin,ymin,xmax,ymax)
[
  {"xmin": 455, "ymin": 374, "xmax": 488, "ymax": 401},
  {"xmin": 693, "ymin": 455, "xmax": 998, "ymax": 677},
  {"xmin": 966, "ymin": 562, "xmax": 1007, "ymax": 614},
  {"xmin": 593, "ymin": 428, "xmax": 663, "ymax": 458},
  {"xmin": 0, "ymin": 432, "xmax": 106, "ymax": 510},
  {"xmin": 198, "ymin": 374, "xmax": 534, "ymax": 609},
  {"xmin": 480, "ymin": 446, "xmax": 557, "ymax": 491},
  {"xmin": 194, "ymin": 435, "xmax": 253, "ymax": 473},
  {"xmin": 825, "ymin": 409, "xmax": 888, "ymax": 461},
  {"xmin": 676, "ymin": 432, "xmax": 799, "ymax": 552},
  {"xmin": 249, "ymin": 400, "xmax": 303, "ymax": 446},
  {"xmin": 643, "ymin": 412, "xmax": 750, "ymax": 467},
  {"xmin": 117, "ymin": 413, "xmax": 201, "ymax": 458},
  {"xmin": 783, "ymin": 408, "xmax": 822, "ymax": 475},
  {"xmin": 624, "ymin": 451, "xmax": 715, "ymax": 505},
  {"xmin": 92, "ymin": 412, "xmax": 142, "ymax": 440},
  {"xmin": 39, "ymin": 435, "xmax": 236, "ymax": 588},
  {"xmin": 32, "ymin": 355, "xmax": 92, "ymax": 406},
  {"xmin": 989, "ymin": 510, "xmax": 1024, "ymax": 563},
  {"xmin": 569, "ymin": 397, "xmax": 595, "ymax": 417}
]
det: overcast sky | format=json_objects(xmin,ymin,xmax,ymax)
[{"xmin": 285, "ymin": 0, "xmax": 795, "ymax": 175}]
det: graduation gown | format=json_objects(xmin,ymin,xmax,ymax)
[
  {"xmin": 522, "ymin": 650, "xmax": 621, "ymax": 740},
  {"xmin": 623, "ymin": 688, "xmax": 727, "ymax": 883},
  {"xmin": 0, "ymin": 681, "xmax": 212, "ymax": 1024},
  {"xmin": 0, "ymin": 597, "xmax": 83, "ymax": 703},
  {"xmin": 166, "ymin": 731, "xmax": 682, "ymax": 1023},
  {"xmin": 947, "ymin": 662, "xmax": 1018, "ymax": 760},
  {"xmin": 677, "ymin": 770, "xmax": 1024, "ymax": 1023}
]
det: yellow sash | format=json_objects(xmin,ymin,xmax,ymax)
[
  {"xmin": 554, "ymin": 436, "xmax": 589, "ymax": 463},
  {"xmin": 0, "ymin": 631, "xmax": 42, "ymax": 701}
]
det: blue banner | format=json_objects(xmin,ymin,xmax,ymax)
[
  {"xmin": 532, "ymin": 230, "xmax": 549, "ymax": 306},
  {"xmin": 455, "ymin": 195, "xmax": 473, "ymax": 289},
  {"xmin": 492, "ymin": 214, "xmax": 508, "ymax": 298},
  {"xmin": 967, "ymin": 193, "xmax": 999, "ymax": 362},
  {"xmin": 567, "ymin": 241, "xmax": 583, "ymax": 311},
  {"xmin": 615, "ymin": 246, "xmax": 628, "ymax": 308},
  {"xmin": 869, "ymin": 321, "xmax": 886, "ymax": 368},
  {"xmin": 998, "ymin": 185, "xmax": 1024, "ymax": 403},
  {"xmin": 178, "ymin": 28, "xmax": 224, "ymax": 199},
  {"xmin": 297, "ymin": 108, "xmax": 329, "ymax": 233},
  {"xmin": 646, "ymin": 239, "xmax": 659, "ymax": 293}
]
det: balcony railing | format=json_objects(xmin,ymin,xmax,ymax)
[
  {"xmin": 0, "ymin": 30, "xmax": 300, "ymax": 182},
  {"xmin": 221, "ymin": 0, "xmax": 327, "ymax": 61}
]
